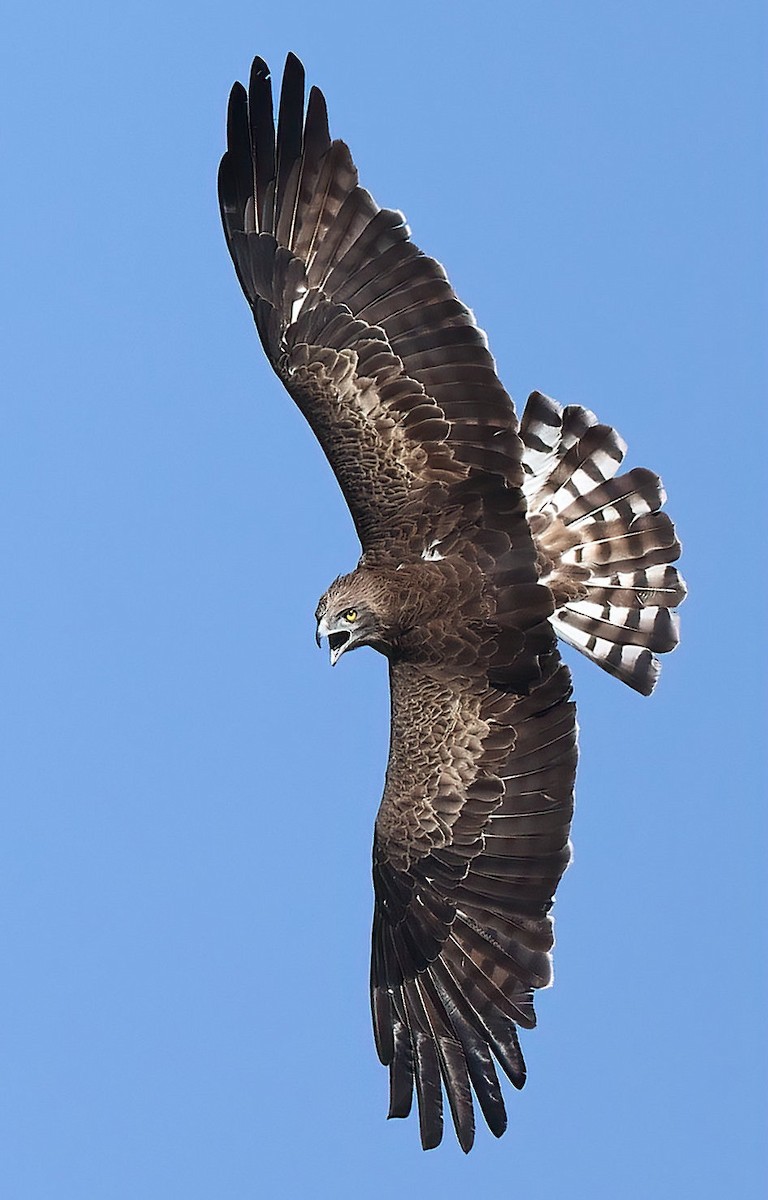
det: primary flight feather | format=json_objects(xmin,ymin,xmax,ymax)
[{"xmin": 218, "ymin": 53, "xmax": 686, "ymax": 1152}]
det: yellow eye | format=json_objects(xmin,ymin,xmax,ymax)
[{"xmin": 344, "ymin": 609, "xmax": 358, "ymax": 623}]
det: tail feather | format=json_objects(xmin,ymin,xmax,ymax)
[
  {"xmin": 520, "ymin": 391, "xmax": 686, "ymax": 695},
  {"xmin": 572, "ymin": 563, "xmax": 686, "ymax": 609},
  {"xmin": 552, "ymin": 626, "xmax": 662, "ymax": 694},
  {"xmin": 555, "ymin": 601, "xmax": 680, "ymax": 654},
  {"xmin": 559, "ymin": 511, "xmax": 680, "ymax": 571},
  {"xmin": 557, "ymin": 467, "xmax": 665, "ymax": 527},
  {"xmin": 527, "ymin": 423, "xmax": 628, "ymax": 516}
]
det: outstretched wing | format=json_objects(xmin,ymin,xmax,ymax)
[
  {"xmin": 218, "ymin": 54, "xmax": 523, "ymax": 553},
  {"xmin": 372, "ymin": 640, "xmax": 577, "ymax": 1151}
]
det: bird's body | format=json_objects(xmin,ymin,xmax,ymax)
[{"xmin": 218, "ymin": 53, "xmax": 685, "ymax": 1151}]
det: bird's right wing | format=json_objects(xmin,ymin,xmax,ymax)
[
  {"xmin": 218, "ymin": 54, "xmax": 525, "ymax": 555},
  {"xmin": 371, "ymin": 650, "xmax": 577, "ymax": 1152}
]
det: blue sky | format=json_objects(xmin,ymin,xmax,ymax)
[{"xmin": 2, "ymin": 1, "xmax": 766, "ymax": 1196}]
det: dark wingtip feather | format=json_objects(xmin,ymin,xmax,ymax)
[
  {"xmin": 279, "ymin": 51, "xmax": 306, "ymax": 105},
  {"xmin": 247, "ymin": 57, "xmax": 276, "ymax": 233},
  {"xmin": 219, "ymin": 83, "xmax": 251, "ymax": 240},
  {"xmin": 226, "ymin": 79, "xmax": 248, "ymax": 139},
  {"xmin": 387, "ymin": 1021, "xmax": 414, "ymax": 1118},
  {"xmin": 439, "ymin": 1038, "xmax": 476, "ymax": 1153},
  {"xmin": 413, "ymin": 1031, "xmax": 444, "ymax": 1150},
  {"xmin": 277, "ymin": 54, "xmax": 305, "ymax": 160},
  {"xmin": 304, "ymin": 85, "xmax": 331, "ymax": 156}
]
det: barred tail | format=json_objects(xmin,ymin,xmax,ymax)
[{"xmin": 520, "ymin": 391, "xmax": 686, "ymax": 696}]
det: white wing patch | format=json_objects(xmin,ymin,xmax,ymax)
[
  {"xmin": 421, "ymin": 539, "xmax": 444, "ymax": 562},
  {"xmin": 290, "ymin": 286, "xmax": 309, "ymax": 326}
]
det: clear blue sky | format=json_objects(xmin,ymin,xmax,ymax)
[{"xmin": 2, "ymin": 2, "xmax": 766, "ymax": 1197}]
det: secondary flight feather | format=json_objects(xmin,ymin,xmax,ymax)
[{"xmin": 218, "ymin": 53, "xmax": 686, "ymax": 1151}]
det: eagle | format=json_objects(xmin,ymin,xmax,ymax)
[{"xmin": 218, "ymin": 53, "xmax": 686, "ymax": 1152}]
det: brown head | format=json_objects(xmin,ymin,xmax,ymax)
[{"xmin": 315, "ymin": 568, "xmax": 402, "ymax": 665}]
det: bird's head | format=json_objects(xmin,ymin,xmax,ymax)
[{"xmin": 315, "ymin": 572, "xmax": 394, "ymax": 666}]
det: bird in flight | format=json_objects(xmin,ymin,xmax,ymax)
[{"xmin": 218, "ymin": 53, "xmax": 685, "ymax": 1152}]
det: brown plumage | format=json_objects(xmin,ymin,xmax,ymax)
[{"xmin": 218, "ymin": 53, "xmax": 686, "ymax": 1151}]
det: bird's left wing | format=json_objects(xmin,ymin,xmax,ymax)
[
  {"xmin": 372, "ymin": 650, "xmax": 577, "ymax": 1152},
  {"xmin": 218, "ymin": 54, "xmax": 523, "ymax": 554}
]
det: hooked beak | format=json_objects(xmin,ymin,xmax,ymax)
[{"xmin": 316, "ymin": 616, "xmax": 351, "ymax": 666}]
